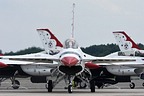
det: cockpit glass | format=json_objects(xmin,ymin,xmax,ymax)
[{"xmin": 64, "ymin": 38, "xmax": 78, "ymax": 49}]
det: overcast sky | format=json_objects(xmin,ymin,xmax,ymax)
[{"xmin": 0, "ymin": 0, "xmax": 144, "ymax": 52}]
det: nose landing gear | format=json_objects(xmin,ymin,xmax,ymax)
[
  {"xmin": 67, "ymin": 75, "xmax": 74, "ymax": 93},
  {"xmin": 68, "ymin": 84, "xmax": 72, "ymax": 93}
]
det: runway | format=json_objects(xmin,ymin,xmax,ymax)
[
  {"xmin": 0, "ymin": 89, "xmax": 144, "ymax": 96},
  {"xmin": 0, "ymin": 78, "xmax": 144, "ymax": 96}
]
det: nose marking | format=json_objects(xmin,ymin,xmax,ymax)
[{"xmin": 61, "ymin": 56, "xmax": 78, "ymax": 67}]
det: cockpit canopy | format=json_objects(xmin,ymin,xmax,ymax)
[{"xmin": 64, "ymin": 38, "xmax": 79, "ymax": 49}]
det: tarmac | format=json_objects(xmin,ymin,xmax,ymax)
[{"xmin": 0, "ymin": 78, "xmax": 144, "ymax": 96}]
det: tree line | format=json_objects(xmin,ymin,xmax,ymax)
[{"xmin": 1, "ymin": 43, "xmax": 144, "ymax": 56}]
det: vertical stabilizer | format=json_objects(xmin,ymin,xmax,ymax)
[
  {"xmin": 37, "ymin": 29, "xmax": 63, "ymax": 54},
  {"xmin": 113, "ymin": 31, "xmax": 140, "ymax": 52}
]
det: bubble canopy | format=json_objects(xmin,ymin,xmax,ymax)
[{"xmin": 64, "ymin": 38, "xmax": 79, "ymax": 49}]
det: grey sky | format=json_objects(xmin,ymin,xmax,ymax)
[{"xmin": 0, "ymin": 0, "xmax": 144, "ymax": 52}]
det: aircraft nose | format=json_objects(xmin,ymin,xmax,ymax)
[{"xmin": 61, "ymin": 56, "xmax": 79, "ymax": 67}]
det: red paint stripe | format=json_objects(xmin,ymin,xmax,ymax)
[
  {"xmin": 37, "ymin": 29, "xmax": 63, "ymax": 47},
  {"xmin": 113, "ymin": 31, "xmax": 140, "ymax": 50}
]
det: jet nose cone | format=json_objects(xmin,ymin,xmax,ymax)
[{"xmin": 61, "ymin": 56, "xmax": 79, "ymax": 67}]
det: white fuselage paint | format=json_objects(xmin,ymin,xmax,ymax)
[
  {"xmin": 21, "ymin": 65, "xmax": 53, "ymax": 76},
  {"xmin": 106, "ymin": 65, "xmax": 136, "ymax": 76}
]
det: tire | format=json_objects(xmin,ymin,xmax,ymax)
[
  {"xmin": 90, "ymin": 80, "xmax": 95, "ymax": 92},
  {"xmin": 129, "ymin": 82, "xmax": 135, "ymax": 89},
  {"xmin": 12, "ymin": 80, "xmax": 20, "ymax": 89},
  {"xmin": 79, "ymin": 82, "xmax": 87, "ymax": 89},
  {"xmin": 96, "ymin": 83, "xmax": 103, "ymax": 89},
  {"xmin": 45, "ymin": 84, "xmax": 48, "ymax": 89},
  {"xmin": 48, "ymin": 80, "xmax": 53, "ymax": 92},
  {"xmin": 68, "ymin": 85, "xmax": 72, "ymax": 93},
  {"xmin": 142, "ymin": 83, "xmax": 144, "ymax": 87}
]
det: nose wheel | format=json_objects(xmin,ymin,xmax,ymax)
[
  {"xmin": 68, "ymin": 84, "xmax": 72, "ymax": 93},
  {"xmin": 67, "ymin": 75, "xmax": 74, "ymax": 93}
]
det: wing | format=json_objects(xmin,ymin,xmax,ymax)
[
  {"xmin": 0, "ymin": 54, "xmax": 59, "ymax": 65},
  {"xmin": 107, "ymin": 57, "xmax": 144, "ymax": 67},
  {"xmin": 82, "ymin": 53, "xmax": 136, "ymax": 63},
  {"xmin": 0, "ymin": 59, "xmax": 36, "ymax": 65},
  {"xmin": 91, "ymin": 57, "xmax": 136, "ymax": 63},
  {"xmin": 82, "ymin": 52, "xmax": 136, "ymax": 64},
  {"xmin": 0, "ymin": 52, "xmax": 137, "ymax": 66}
]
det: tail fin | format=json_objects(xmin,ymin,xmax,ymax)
[
  {"xmin": 113, "ymin": 31, "xmax": 140, "ymax": 52},
  {"xmin": 37, "ymin": 29, "xmax": 63, "ymax": 54}
]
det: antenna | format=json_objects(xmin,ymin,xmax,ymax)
[{"xmin": 71, "ymin": 3, "xmax": 75, "ymax": 38}]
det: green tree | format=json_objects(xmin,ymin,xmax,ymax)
[{"xmin": 4, "ymin": 47, "xmax": 44, "ymax": 55}]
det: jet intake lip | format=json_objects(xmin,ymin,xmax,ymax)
[{"xmin": 61, "ymin": 56, "xmax": 79, "ymax": 67}]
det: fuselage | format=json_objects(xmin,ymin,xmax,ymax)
[
  {"xmin": 105, "ymin": 51, "xmax": 144, "ymax": 76},
  {"xmin": 58, "ymin": 47, "xmax": 85, "ymax": 75}
]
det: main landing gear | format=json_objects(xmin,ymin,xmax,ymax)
[
  {"xmin": 45, "ymin": 80, "xmax": 53, "ymax": 92},
  {"xmin": 90, "ymin": 79, "xmax": 95, "ymax": 92},
  {"xmin": 129, "ymin": 82, "xmax": 135, "ymax": 89},
  {"xmin": 0, "ymin": 77, "xmax": 20, "ymax": 89},
  {"xmin": 10, "ymin": 71, "xmax": 20, "ymax": 89},
  {"xmin": 11, "ymin": 79, "xmax": 20, "ymax": 89},
  {"xmin": 142, "ymin": 82, "xmax": 144, "ymax": 87}
]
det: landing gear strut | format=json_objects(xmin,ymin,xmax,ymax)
[
  {"xmin": 67, "ymin": 75, "xmax": 74, "ymax": 93},
  {"xmin": 68, "ymin": 84, "xmax": 72, "ymax": 93},
  {"xmin": 10, "ymin": 71, "xmax": 20, "ymax": 90}
]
